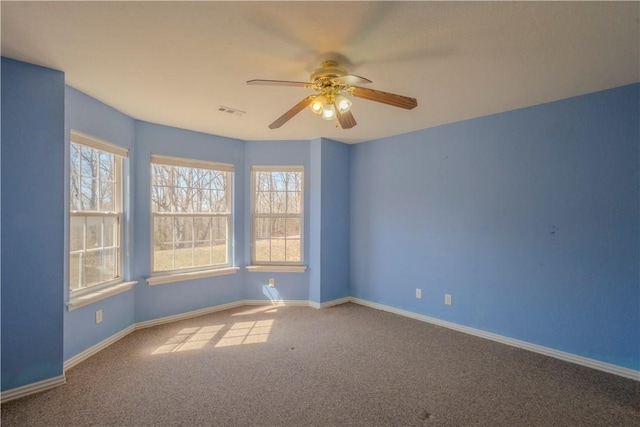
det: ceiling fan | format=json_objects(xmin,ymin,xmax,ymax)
[{"xmin": 247, "ymin": 60, "xmax": 418, "ymax": 130}]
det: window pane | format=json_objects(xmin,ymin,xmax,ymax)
[
  {"xmin": 81, "ymin": 177, "xmax": 98, "ymax": 210},
  {"xmin": 70, "ymin": 217, "xmax": 85, "ymax": 252},
  {"xmin": 287, "ymin": 191, "xmax": 301, "ymax": 214},
  {"xmin": 270, "ymin": 238, "xmax": 286, "ymax": 262},
  {"xmin": 101, "ymin": 181, "xmax": 114, "ymax": 211},
  {"xmin": 287, "ymin": 172, "xmax": 302, "ymax": 192},
  {"xmin": 195, "ymin": 216, "xmax": 214, "ymax": 266},
  {"xmin": 70, "ymin": 144, "xmax": 80, "ymax": 174},
  {"xmin": 272, "ymin": 172, "xmax": 286, "ymax": 190},
  {"xmin": 154, "ymin": 216, "xmax": 174, "ymax": 271},
  {"xmin": 212, "ymin": 217, "xmax": 227, "ymax": 241},
  {"xmin": 193, "ymin": 216, "xmax": 211, "ymax": 242},
  {"xmin": 270, "ymin": 218, "xmax": 286, "ymax": 262},
  {"xmin": 255, "ymin": 217, "xmax": 271, "ymax": 262},
  {"xmin": 152, "ymin": 185, "xmax": 171, "ymax": 212},
  {"xmin": 193, "ymin": 169, "xmax": 210, "ymax": 189},
  {"xmin": 152, "ymin": 164, "xmax": 171, "ymax": 187},
  {"xmin": 212, "ymin": 217, "xmax": 228, "ymax": 265},
  {"xmin": 286, "ymin": 216, "xmax": 301, "ymax": 262},
  {"xmin": 99, "ymin": 152, "xmax": 114, "ymax": 181},
  {"xmin": 103, "ymin": 248, "xmax": 118, "ymax": 281},
  {"xmin": 255, "ymin": 192, "xmax": 271, "ymax": 214},
  {"xmin": 255, "ymin": 240, "xmax": 270, "ymax": 262},
  {"xmin": 256, "ymin": 172, "xmax": 271, "ymax": 191},
  {"xmin": 70, "ymin": 176, "xmax": 81, "ymax": 211},
  {"xmin": 173, "ymin": 167, "xmax": 190, "ymax": 188},
  {"xmin": 193, "ymin": 241, "xmax": 212, "ymax": 267},
  {"xmin": 192, "ymin": 188, "xmax": 210, "ymax": 212},
  {"xmin": 84, "ymin": 250, "xmax": 102, "ymax": 286},
  {"xmin": 173, "ymin": 186, "xmax": 190, "ymax": 212},
  {"xmin": 104, "ymin": 216, "xmax": 117, "ymax": 247},
  {"xmin": 272, "ymin": 191, "xmax": 287, "ymax": 214},
  {"xmin": 80, "ymin": 146, "xmax": 98, "ymax": 177},
  {"xmin": 174, "ymin": 217, "xmax": 194, "ymax": 269},
  {"xmin": 286, "ymin": 218, "xmax": 300, "ymax": 238},
  {"xmin": 286, "ymin": 239, "xmax": 301, "ymax": 262},
  {"xmin": 86, "ymin": 217, "xmax": 103, "ymax": 249},
  {"xmin": 211, "ymin": 171, "xmax": 227, "ymax": 192},
  {"xmin": 211, "ymin": 189, "xmax": 227, "ymax": 213},
  {"xmin": 69, "ymin": 253, "xmax": 82, "ymax": 291}
]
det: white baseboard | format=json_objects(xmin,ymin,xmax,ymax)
[
  {"xmin": 243, "ymin": 299, "xmax": 310, "ymax": 307},
  {"xmin": 64, "ymin": 325, "xmax": 136, "ymax": 371},
  {"xmin": 309, "ymin": 296, "xmax": 352, "ymax": 309},
  {"xmin": 349, "ymin": 297, "xmax": 640, "ymax": 381},
  {"xmin": 1, "ymin": 374, "xmax": 66, "ymax": 404}
]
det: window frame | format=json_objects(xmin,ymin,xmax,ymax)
[
  {"xmin": 251, "ymin": 165, "xmax": 305, "ymax": 266},
  {"xmin": 149, "ymin": 154, "xmax": 234, "ymax": 277},
  {"xmin": 69, "ymin": 130, "xmax": 127, "ymax": 296}
]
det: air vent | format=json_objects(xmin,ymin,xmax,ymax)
[{"xmin": 218, "ymin": 105, "xmax": 246, "ymax": 117}]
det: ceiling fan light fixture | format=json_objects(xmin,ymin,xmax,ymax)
[
  {"xmin": 321, "ymin": 102, "xmax": 336, "ymax": 120},
  {"xmin": 335, "ymin": 94, "xmax": 352, "ymax": 113},
  {"xmin": 310, "ymin": 96, "xmax": 324, "ymax": 115}
]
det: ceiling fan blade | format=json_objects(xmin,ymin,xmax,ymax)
[
  {"xmin": 247, "ymin": 79, "xmax": 310, "ymax": 88},
  {"xmin": 268, "ymin": 96, "xmax": 314, "ymax": 129},
  {"xmin": 331, "ymin": 74, "xmax": 372, "ymax": 86},
  {"xmin": 337, "ymin": 109, "xmax": 357, "ymax": 129},
  {"xmin": 350, "ymin": 86, "xmax": 418, "ymax": 110}
]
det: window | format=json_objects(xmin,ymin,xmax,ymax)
[
  {"xmin": 251, "ymin": 166, "xmax": 304, "ymax": 265},
  {"xmin": 151, "ymin": 155, "xmax": 233, "ymax": 274},
  {"xmin": 69, "ymin": 131, "xmax": 127, "ymax": 293}
]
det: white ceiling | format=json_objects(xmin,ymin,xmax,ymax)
[{"xmin": 2, "ymin": 1, "xmax": 639, "ymax": 144}]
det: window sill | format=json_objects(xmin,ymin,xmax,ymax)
[
  {"xmin": 246, "ymin": 265, "xmax": 307, "ymax": 273},
  {"xmin": 146, "ymin": 267, "xmax": 239, "ymax": 286},
  {"xmin": 67, "ymin": 281, "xmax": 137, "ymax": 311}
]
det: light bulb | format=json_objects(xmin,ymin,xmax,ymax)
[
  {"xmin": 309, "ymin": 96, "xmax": 324, "ymax": 115},
  {"xmin": 334, "ymin": 95, "xmax": 352, "ymax": 113},
  {"xmin": 321, "ymin": 103, "xmax": 336, "ymax": 120}
]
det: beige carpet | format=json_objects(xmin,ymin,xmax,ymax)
[{"xmin": 2, "ymin": 303, "xmax": 638, "ymax": 426}]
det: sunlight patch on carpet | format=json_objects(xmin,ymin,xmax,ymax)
[
  {"xmin": 215, "ymin": 319, "xmax": 274, "ymax": 347},
  {"xmin": 152, "ymin": 325, "xmax": 224, "ymax": 354},
  {"xmin": 151, "ymin": 320, "xmax": 275, "ymax": 354}
]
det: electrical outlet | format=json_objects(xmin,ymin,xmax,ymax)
[
  {"xmin": 445, "ymin": 294, "xmax": 452, "ymax": 306},
  {"xmin": 415, "ymin": 288, "xmax": 422, "ymax": 299},
  {"xmin": 268, "ymin": 278, "xmax": 275, "ymax": 287},
  {"xmin": 95, "ymin": 309, "xmax": 103, "ymax": 324}
]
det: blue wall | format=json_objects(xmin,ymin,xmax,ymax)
[
  {"xmin": 2, "ymin": 55, "xmax": 637, "ymax": 394},
  {"xmin": 350, "ymin": 84, "xmax": 640, "ymax": 370},
  {"xmin": 132, "ymin": 121, "xmax": 245, "ymax": 322},
  {"xmin": 1, "ymin": 58, "xmax": 65, "ymax": 390},
  {"xmin": 63, "ymin": 87, "xmax": 136, "ymax": 361},
  {"xmin": 244, "ymin": 140, "xmax": 311, "ymax": 301},
  {"xmin": 309, "ymin": 138, "xmax": 350, "ymax": 304}
]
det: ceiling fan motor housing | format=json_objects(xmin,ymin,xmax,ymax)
[{"xmin": 310, "ymin": 60, "xmax": 347, "ymax": 83}]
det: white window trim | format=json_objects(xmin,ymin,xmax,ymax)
[
  {"xmin": 150, "ymin": 154, "xmax": 235, "ymax": 275},
  {"xmin": 146, "ymin": 267, "xmax": 239, "ymax": 286},
  {"xmin": 250, "ymin": 165, "xmax": 305, "ymax": 267},
  {"xmin": 67, "ymin": 280, "xmax": 137, "ymax": 311},
  {"xmin": 246, "ymin": 265, "xmax": 306, "ymax": 273},
  {"xmin": 69, "ymin": 130, "xmax": 127, "ymax": 296}
]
